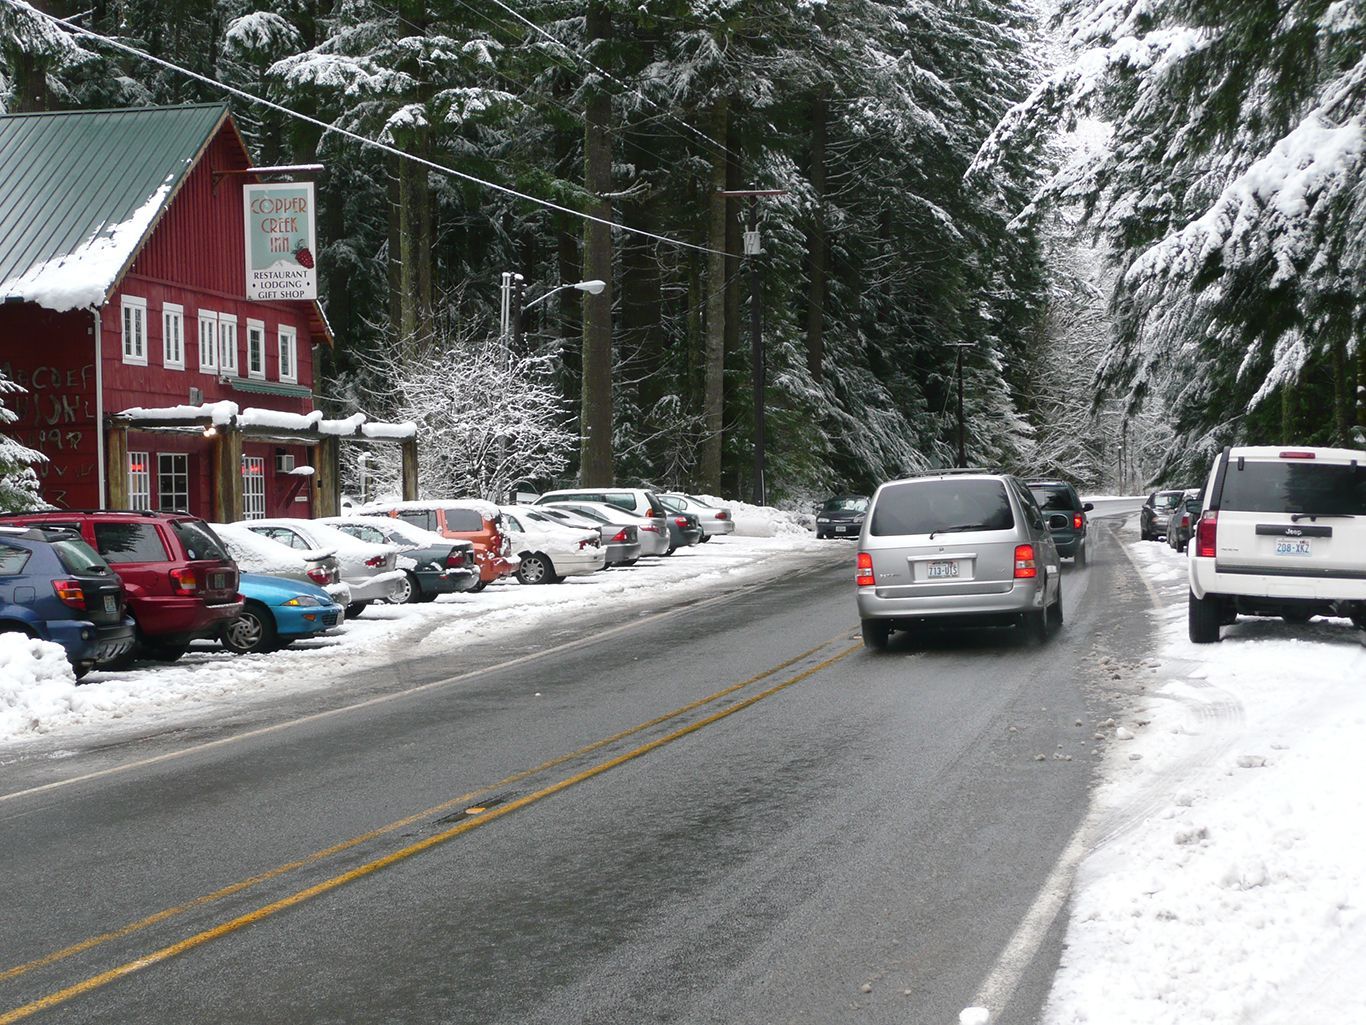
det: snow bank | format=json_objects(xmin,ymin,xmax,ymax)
[
  {"xmin": 0, "ymin": 634, "xmax": 77, "ymax": 737},
  {"xmin": 695, "ymin": 495, "xmax": 814, "ymax": 538}
]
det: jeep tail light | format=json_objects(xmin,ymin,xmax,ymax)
[
  {"xmin": 306, "ymin": 566, "xmax": 330, "ymax": 585},
  {"xmin": 857, "ymin": 551, "xmax": 876, "ymax": 587},
  {"xmin": 1196, "ymin": 511, "xmax": 1218, "ymax": 558},
  {"xmin": 169, "ymin": 567, "xmax": 199, "ymax": 595},
  {"xmin": 1072, "ymin": 513, "xmax": 1083, "ymax": 530},
  {"xmin": 52, "ymin": 579, "xmax": 86, "ymax": 609},
  {"xmin": 1279, "ymin": 451, "xmax": 1316, "ymax": 459},
  {"xmin": 445, "ymin": 550, "xmax": 466, "ymax": 568},
  {"xmin": 610, "ymin": 529, "xmax": 629, "ymax": 544},
  {"xmin": 1013, "ymin": 544, "xmax": 1038, "ymax": 579},
  {"xmin": 365, "ymin": 555, "xmax": 386, "ymax": 568}
]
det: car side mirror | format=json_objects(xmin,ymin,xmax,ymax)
[
  {"xmin": 1048, "ymin": 513, "xmax": 1069, "ymax": 530},
  {"xmin": 1082, "ymin": 502, "xmax": 1094, "ymax": 512}
]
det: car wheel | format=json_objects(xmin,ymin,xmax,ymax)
[
  {"xmin": 142, "ymin": 641, "xmax": 189, "ymax": 662},
  {"xmin": 73, "ymin": 662, "xmax": 94, "ymax": 681},
  {"xmin": 1351, "ymin": 612, "xmax": 1366, "ymax": 632},
  {"xmin": 861, "ymin": 619, "xmax": 889, "ymax": 651},
  {"xmin": 1280, "ymin": 610, "xmax": 1314, "ymax": 624},
  {"xmin": 1188, "ymin": 590, "xmax": 1223, "ymax": 643},
  {"xmin": 389, "ymin": 572, "xmax": 421, "ymax": 605},
  {"xmin": 1022, "ymin": 608, "xmax": 1050, "ymax": 645},
  {"xmin": 517, "ymin": 553, "xmax": 555, "ymax": 585},
  {"xmin": 470, "ymin": 580, "xmax": 489, "ymax": 593},
  {"xmin": 345, "ymin": 601, "xmax": 369, "ymax": 619},
  {"xmin": 1047, "ymin": 584, "xmax": 1064, "ymax": 631},
  {"xmin": 222, "ymin": 602, "xmax": 278, "ymax": 655}
]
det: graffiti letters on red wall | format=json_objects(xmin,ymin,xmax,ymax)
[{"xmin": 2, "ymin": 361, "xmax": 99, "ymax": 509}]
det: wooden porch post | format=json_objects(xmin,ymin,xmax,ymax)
[
  {"xmin": 213, "ymin": 427, "xmax": 244, "ymax": 522},
  {"xmin": 105, "ymin": 424, "xmax": 129, "ymax": 509},
  {"xmin": 401, "ymin": 437, "xmax": 419, "ymax": 501},
  {"xmin": 316, "ymin": 436, "xmax": 340, "ymax": 516}
]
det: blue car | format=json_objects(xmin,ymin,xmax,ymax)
[
  {"xmin": 0, "ymin": 526, "xmax": 135, "ymax": 678},
  {"xmin": 221, "ymin": 573, "xmax": 345, "ymax": 655}
]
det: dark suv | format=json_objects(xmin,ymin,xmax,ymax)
[
  {"xmin": 0, "ymin": 526, "xmax": 135, "ymax": 677},
  {"xmin": 1026, "ymin": 480, "xmax": 1094, "ymax": 566},
  {"xmin": 2, "ymin": 510, "xmax": 242, "ymax": 661}
]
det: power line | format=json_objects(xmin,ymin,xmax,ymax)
[
  {"xmin": 6, "ymin": 0, "xmax": 722, "ymax": 256},
  {"xmin": 481, "ymin": 0, "xmax": 745, "ymax": 166}
]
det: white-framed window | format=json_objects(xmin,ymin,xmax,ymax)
[
  {"xmin": 241, "ymin": 456, "xmax": 266, "ymax": 519},
  {"xmin": 278, "ymin": 325, "xmax": 298, "ymax": 384},
  {"xmin": 198, "ymin": 311, "xmax": 219, "ymax": 374},
  {"xmin": 157, "ymin": 453, "xmax": 189, "ymax": 511},
  {"xmin": 127, "ymin": 451, "xmax": 151, "ymax": 510},
  {"xmin": 246, "ymin": 319, "xmax": 266, "ymax": 379},
  {"xmin": 219, "ymin": 315, "xmax": 239, "ymax": 376},
  {"xmin": 121, "ymin": 296, "xmax": 148, "ymax": 365},
  {"xmin": 162, "ymin": 303, "xmax": 184, "ymax": 370}
]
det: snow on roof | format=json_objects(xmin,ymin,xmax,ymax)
[
  {"xmin": 0, "ymin": 177, "xmax": 175, "ymax": 312},
  {"xmin": 110, "ymin": 402, "xmax": 413, "ymax": 439},
  {"xmin": 236, "ymin": 408, "xmax": 324, "ymax": 431},
  {"xmin": 319, "ymin": 413, "xmax": 366, "ymax": 436},
  {"xmin": 116, "ymin": 400, "xmax": 240, "ymax": 425},
  {"xmin": 361, "ymin": 421, "xmax": 417, "ymax": 440}
]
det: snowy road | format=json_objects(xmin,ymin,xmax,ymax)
[{"xmin": 0, "ymin": 510, "xmax": 1153, "ymax": 1025}]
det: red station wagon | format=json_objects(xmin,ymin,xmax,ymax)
[{"xmin": 2, "ymin": 510, "xmax": 242, "ymax": 662}]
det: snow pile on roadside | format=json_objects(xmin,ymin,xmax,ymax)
[
  {"xmin": 0, "ymin": 634, "xmax": 78, "ymax": 736},
  {"xmin": 696, "ymin": 495, "xmax": 814, "ymax": 537},
  {"xmin": 1045, "ymin": 540, "xmax": 1366, "ymax": 1025}
]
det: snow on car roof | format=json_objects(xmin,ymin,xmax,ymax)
[
  {"xmin": 356, "ymin": 498, "xmax": 502, "ymax": 519},
  {"xmin": 211, "ymin": 522, "xmax": 333, "ymax": 571},
  {"xmin": 321, "ymin": 515, "xmax": 472, "ymax": 549},
  {"xmin": 245, "ymin": 518, "xmax": 393, "ymax": 557}
]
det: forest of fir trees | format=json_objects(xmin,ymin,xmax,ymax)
[{"xmin": 0, "ymin": 0, "xmax": 1361, "ymax": 507}]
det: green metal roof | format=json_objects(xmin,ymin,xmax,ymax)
[{"xmin": 0, "ymin": 104, "xmax": 228, "ymax": 311}]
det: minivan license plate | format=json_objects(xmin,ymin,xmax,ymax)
[
  {"xmin": 1275, "ymin": 539, "xmax": 1312, "ymax": 557},
  {"xmin": 927, "ymin": 560, "xmax": 959, "ymax": 579}
]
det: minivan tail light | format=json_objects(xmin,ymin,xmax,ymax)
[
  {"xmin": 1279, "ymin": 451, "xmax": 1316, "ymax": 459},
  {"xmin": 169, "ymin": 567, "xmax": 199, "ymax": 595},
  {"xmin": 1196, "ymin": 511, "xmax": 1218, "ymax": 558},
  {"xmin": 1013, "ymin": 544, "xmax": 1038, "ymax": 579},
  {"xmin": 52, "ymin": 579, "xmax": 87, "ymax": 609},
  {"xmin": 856, "ymin": 552, "xmax": 875, "ymax": 587}
]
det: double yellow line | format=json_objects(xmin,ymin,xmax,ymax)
[{"xmin": 0, "ymin": 635, "xmax": 859, "ymax": 1024}]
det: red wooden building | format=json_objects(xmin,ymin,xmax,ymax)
[{"xmin": 0, "ymin": 104, "xmax": 415, "ymax": 520}]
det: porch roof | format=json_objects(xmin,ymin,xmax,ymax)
[{"xmin": 111, "ymin": 402, "xmax": 417, "ymax": 443}]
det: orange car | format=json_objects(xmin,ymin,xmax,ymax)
[{"xmin": 358, "ymin": 500, "xmax": 517, "ymax": 591}]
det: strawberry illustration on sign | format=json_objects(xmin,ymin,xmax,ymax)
[{"xmin": 293, "ymin": 242, "xmax": 315, "ymax": 269}]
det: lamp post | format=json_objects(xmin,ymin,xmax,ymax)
[
  {"xmin": 1100, "ymin": 410, "xmax": 1128, "ymax": 493},
  {"xmin": 945, "ymin": 342, "xmax": 976, "ymax": 468},
  {"xmin": 500, "ymin": 273, "xmax": 605, "ymax": 351}
]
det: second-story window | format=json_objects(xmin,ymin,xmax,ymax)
[
  {"xmin": 278, "ymin": 325, "xmax": 298, "ymax": 384},
  {"xmin": 246, "ymin": 320, "xmax": 266, "ymax": 379},
  {"xmin": 162, "ymin": 303, "xmax": 184, "ymax": 370},
  {"xmin": 121, "ymin": 296, "xmax": 147, "ymax": 365},
  {"xmin": 219, "ymin": 315, "xmax": 239, "ymax": 376},
  {"xmin": 198, "ymin": 311, "xmax": 219, "ymax": 374}
]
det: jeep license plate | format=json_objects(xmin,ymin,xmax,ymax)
[
  {"xmin": 927, "ymin": 560, "xmax": 959, "ymax": 579},
  {"xmin": 1275, "ymin": 539, "xmax": 1312, "ymax": 557},
  {"xmin": 103, "ymin": 595, "xmax": 116, "ymax": 613}
]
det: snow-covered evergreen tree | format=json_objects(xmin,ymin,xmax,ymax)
[{"xmin": 0, "ymin": 371, "xmax": 47, "ymax": 512}]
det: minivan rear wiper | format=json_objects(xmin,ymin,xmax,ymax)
[{"xmin": 935, "ymin": 523, "xmax": 995, "ymax": 534}]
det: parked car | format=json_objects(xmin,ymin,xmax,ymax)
[
  {"xmin": 0, "ymin": 525, "xmax": 135, "ymax": 677},
  {"xmin": 1188, "ymin": 446, "xmax": 1366, "ymax": 642},
  {"xmin": 1140, "ymin": 489, "xmax": 1187, "ymax": 541},
  {"xmin": 658, "ymin": 494, "xmax": 735, "ymax": 541},
  {"xmin": 1026, "ymin": 479, "xmax": 1094, "ymax": 565},
  {"xmin": 815, "ymin": 495, "xmax": 869, "ymax": 539},
  {"xmin": 661, "ymin": 509, "xmax": 704, "ymax": 551},
  {"xmin": 537, "ymin": 500, "xmax": 670, "ymax": 557},
  {"xmin": 534, "ymin": 488, "xmax": 676, "ymax": 553},
  {"xmin": 499, "ymin": 507, "xmax": 606, "ymax": 584},
  {"xmin": 212, "ymin": 521, "xmax": 351, "ymax": 609},
  {"xmin": 240, "ymin": 518, "xmax": 404, "ymax": 617},
  {"xmin": 521, "ymin": 506, "xmax": 642, "ymax": 567},
  {"xmin": 320, "ymin": 515, "xmax": 478, "ymax": 603},
  {"xmin": 1, "ymin": 509, "xmax": 241, "ymax": 662},
  {"xmin": 221, "ymin": 574, "xmax": 344, "ymax": 655},
  {"xmin": 856, "ymin": 471, "xmax": 1063, "ymax": 649},
  {"xmin": 358, "ymin": 500, "xmax": 518, "ymax": 591},
  {"xmin": 1165, "ymin": 491, "xmax": 1203, "ymax": 553}
]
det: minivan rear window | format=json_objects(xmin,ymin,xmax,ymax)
[
  {"xmin": 397, "ymin": 510, "xmax": 436, "ymax": 530},
  {"xmin": 870, "ymin": 479, "xmax": 1015, "ymax": 536},
  {"xmin": 1220, "ymin": 461, "xmax": 1366, "ymax": 516},
  {"xmin": 443, "ymin": 508, "xmax": 484, "ymax": 532},
  {"xmin": 93, "ymin": 522, "xmax": 168, "ymax": 563}
]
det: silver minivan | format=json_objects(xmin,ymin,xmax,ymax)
[{"xmin": 855, "ymin": 471, "xmax": 1064, "ymax": 649}]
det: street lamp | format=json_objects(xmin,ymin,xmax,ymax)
[
  {"xmin": 500, "ymin": 273, "xmax": 605, "ymax": 351},
  {"xmin": 945, "ymin": 342, "xmax": 977, "ymax": 468},
  {"xmin": 1100, "ymin": 410, "xmax": 1128, "ymax": 493}
]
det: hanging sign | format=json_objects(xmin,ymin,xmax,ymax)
[{"xmin": 244, "ymin": 182, "xmax": 317, "ymax": 301}]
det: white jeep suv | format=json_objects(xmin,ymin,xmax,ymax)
[{"xmin": 1188, "ymin": 445, "xmax": 1366, "ymax": 642}]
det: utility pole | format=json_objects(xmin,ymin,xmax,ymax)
[
  {"xmin": 946, "ymin": 342, "xmax": 976, "ymax": 468},
  {"xmin": 719, "ymin": 188, "xmax": 786, "ymax": 506}
]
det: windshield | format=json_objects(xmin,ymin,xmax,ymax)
[
  {"xmin": 870, "ymin": 480, "xmax": 1013, "ymax": 536},
  {"xmin": 822, "ymin": 497, "xmax": 868, "ymax": 513}
]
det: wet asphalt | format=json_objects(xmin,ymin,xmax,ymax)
[{"xmin": 0, "ymin": 510, "xmax": 1154, "ymax": 1025}]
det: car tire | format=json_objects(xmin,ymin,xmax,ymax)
[
  {"xmin": 1075, "ymin": 542, "xmax": 1087, "ymax": 568},
  {"xmin": 470, "ymin": 580, "xmax": 489, "ymax": 593},
  {"xmin": 621, "ymin": 558, "xmax": 640, "ymax": 568},
  {"xmin": 142, "ymin": 641, "xmax": 189, "ymax": 663},
  {"xmin": 73, "ymin": 662, "xmax": 94, "ymax": 681},
  {"xmin": 1352, "ymin": 612, "xmax": 1366, "ymax": 632},
  {"xmin": 390, "ymin": 572, "xmax": 421, "ymax": 605},
  {"xmin": 699, "ymin": 535, "xmax": 712, "ymax": 543},
  {"xmin": 1280, "ymin": 610, "xmax": 1314, "ymax": 624},
  {"xmin": 1047, "ymin": 584, "xmax": 1064, "ymax": 632},
  {"xmin": 517, "ymin": 553, "xmax": 555, "ymax": 585},
  {"xmin": 222, "ymin": 602, "xmax": 278, "ymax": 655},
  {"xmin": 861, "ymin": 619, "xmax": 889, "ymax": 651},
  {"xmin": 345, "ymin": 601, "xmax": 369, "ymax": 619},
  {"xmin": 1188, "ymin": 590, "xmax": 1223, "ymax": 643},
  {"xmin": 1023, "ymin": 608, "xmax": 1050, "ymax": 645}
]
